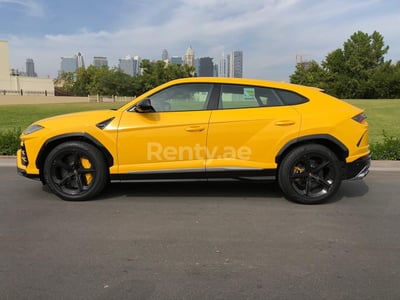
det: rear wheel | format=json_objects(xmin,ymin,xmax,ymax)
[
  {"xmin": 43, "ymin": 141, "xmax": 109, "ymax": 201},
  {"xmin": 278, "ymin": 144, "xmax": 342, "ymax": 204}
]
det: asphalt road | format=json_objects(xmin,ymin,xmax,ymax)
[{"xmin": 1, "ymin": 158, "xmax": 400, "ymax": 300}]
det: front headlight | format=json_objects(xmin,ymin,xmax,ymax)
[{"xmin": 23, "ymin": 124, "xmax": 44, "ymax": 135}]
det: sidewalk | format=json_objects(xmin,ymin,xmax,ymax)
[{"xmin": 2, "ymin": 156, "xmax": 400, "ymax": 171}]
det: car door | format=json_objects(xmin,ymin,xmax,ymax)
[
  {"xmin": 117, "ymin": 83, "xmax": 213, "ymax": 177},
  {"xmin": 206, "ymin": 84, "xmax": 301, "ymax": 174}
]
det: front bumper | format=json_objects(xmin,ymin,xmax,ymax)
[
  {"xmin": 17, "ymin": 149, "xmax": 40, "ymax": 180},
  {"xmin": 343, "ymin": 154, "xmax": 371, "ymax": 180}
]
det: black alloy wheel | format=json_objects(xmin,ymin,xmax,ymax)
[
  {"xmin": 278, "ymin": 144, "xmax": 342, "ymax": 204},
  {"xmin": 43, "ymin": 141, "xmax": 108, "ymax": 201}
]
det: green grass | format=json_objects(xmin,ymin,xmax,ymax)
[
  {"xmin": 0, "ymin": 100, "xmax": 399, "ymax": 145},
  {"xmin": 0, "ymin": 102, "xmax": 124, "ymax": 132},
  {"xmin": 346, "ymin": 99, "xmax": 400, "ymax": 143}
]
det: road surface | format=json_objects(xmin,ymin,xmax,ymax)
[{"xmin": 1, "ymin": 158, "xmax": 400, "ymax": 299}]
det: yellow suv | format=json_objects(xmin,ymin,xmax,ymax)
[{"xmin": 17, "ymin": 77, "xmax": 370, "ymax": 204}]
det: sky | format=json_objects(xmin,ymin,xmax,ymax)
[{"xmin": 0, "ymin": 0, "xmax": 399, "ymax": 81}]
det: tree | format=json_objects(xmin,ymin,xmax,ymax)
[
  {"xmin": 289, "ymin": 60, "xmax": 326, "ymax": 89},
  {"xmin": 290, "ymin": 31, "xmax": 396, "ymax": 98},
  {"xmin": 58, "ymin": 59, "xmax": 195, "ymax": 97},
  {"xmin": 54, "ymin": 71, "xmax": 75, "ymax": 94},
  {"xmin": 133, "ymin": 60, "xmax": 195, "ymax": 95}
]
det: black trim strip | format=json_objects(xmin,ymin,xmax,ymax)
[
  {"xmin": 111, "ymin": 168, "xmax": 276, "ymax": 181},
  {"xmin": 275, "ymin": 134, "xmax": 349, "ymax": 163},
  {"xmin": 17, "ymin": 168, "xmax": 40, "ymax": 181},
  {"xmin": 36, "ymin": 132, "xmax": 114, "ymax": 169}
]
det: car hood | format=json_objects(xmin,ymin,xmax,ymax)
[{"xmin": 34, "ymin": 110, "xmax": 119, "ymax": 128}]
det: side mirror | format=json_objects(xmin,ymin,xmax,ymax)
[{"xmin": 134, "ymin": 98, "xmax": 156, "ymax": 113}]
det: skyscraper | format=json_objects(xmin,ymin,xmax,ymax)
[
  {"xmin": 25, "ymin": 58, "xmax": 37, "ymax": 77},
  {"xmin": 60, "ymin": 52, "xmax": 85, "ymax": 74},
  {"xmin": 60, "ymin": 56, "xmax": 78, "ymax": 73},
  {"xmin": 198, "ymin": 57, "xmax": 214, "ymax": 77},
  {"xmin": 183, "ymin": 46, "xmax": 195, "ymax": 67},
  {"xmin": 93, "ymin": 56, "xmax": 108, "ymax": 67},
  {"xmin": 162, "ymin": 49, "xmax": 169, "ymax": 61},
  {"xmin": 77, "ymin": 52, "xmax": 85, "ymax": 69},
  {"xmin": 219, "ymin": 53, "xmax": 227, "ymax": 77},
  {"xmin": 119, "ymin": 55, "xmax": 141, "ymax": 76},
  {"xmin": 229, "ymin": 51, "xmax": 243, "ymax": 78},
  {"xmin": 170, "ymin": 56, "xmax": 183, "ymax": 65}
]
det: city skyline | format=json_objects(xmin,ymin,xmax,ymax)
[
  {"xmin": 58, "ymin": 46, "xmax": 243, "ymax": 78},
  {"xmin": 1, "ymin": 0, "xmax": 399, "ymax": 80}
]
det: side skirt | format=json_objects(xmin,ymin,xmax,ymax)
[{"xmin": 110, "ymin": 168, "xmax": 277, "ymax": 182}]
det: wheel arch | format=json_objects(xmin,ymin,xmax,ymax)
[
  {"xmin": 36, "ymin": 133, "xmax": 114, "ymax": 179},
  {"xmin": 275, "ymin": 134, "xmax": 349, "ymax": 165}
]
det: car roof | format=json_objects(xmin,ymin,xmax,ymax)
[{"xmin": 166, "ymin": 77, "xmax": 323, "ymax": 93}]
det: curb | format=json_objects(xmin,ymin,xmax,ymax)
[{"xmin": 1, "ymin": 156, "xmax": 400, "ymax": 171}]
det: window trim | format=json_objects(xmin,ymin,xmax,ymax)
[{"xmin": 214, "ymin": 83, "xmax": 309, "ymax": 111}]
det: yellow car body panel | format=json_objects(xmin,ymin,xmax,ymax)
[
  {"xmin": 206, "ymin": 106, "xmax": 300, "ymax": 170},
  {"xmin": 116, "ymin": 110, "xmax": 211, "ymax": 173}
]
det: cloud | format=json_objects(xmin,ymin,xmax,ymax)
[
  {"xmin": 0, "ymin": 0, "xmax": 44, "ymax": 17},
  {"xmin": 5, "ymin": 0, "xmax": 400, "ymax": 80}
]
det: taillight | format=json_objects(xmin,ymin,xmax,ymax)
[{"xmin": 352, "ymin": 113, "xmax": 367, "ymax": 123}]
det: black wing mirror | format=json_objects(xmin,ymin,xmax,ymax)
[{"xmin": 134, "ymin": 98, "xmax": 156, "ymax": 113}]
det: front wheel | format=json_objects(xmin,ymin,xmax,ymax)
[
  {"xmin": 278, "ymin": 144, "xmax": 342, "ymax": 204},
  {"xmin": 43, "ymin": 141, "xmax": 109, "ymax": 201}
]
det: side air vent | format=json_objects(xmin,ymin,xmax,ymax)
[{"xmin": 96, "ymin": 117, "xmax": 115, "ymax": 130}]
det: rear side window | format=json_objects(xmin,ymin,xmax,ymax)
[
  {"xmin": 275, "ymin": 89, "xmax": 309, "ymax": 105},
  {"xmin": 218, "ymin": 84, "xmax": 309, "ymax": 110},
  {"xmin": 219, "ymin": 85, "xmax": 283, "ymax": 109}
]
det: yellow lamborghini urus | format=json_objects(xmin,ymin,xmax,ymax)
[{"xmin": 17, "ymin": 77, "xmax": 370, "ymax": 204}]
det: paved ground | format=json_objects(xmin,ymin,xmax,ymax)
[{"xmin": 1, "ymin": 158, "xmax": 400, "ymax": 299}]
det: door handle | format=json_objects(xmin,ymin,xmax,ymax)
[
  {"xmin": 274, "ymin": 120, "xmax": 295, "ymax": 126},
  {"xmin": 185, "ymin": 126, "xmax": 205, "ymax": 132}
]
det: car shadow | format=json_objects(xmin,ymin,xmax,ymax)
[
  {"xmin": 97, "ymin": 179, "xmax": 370, "ymax": 204},
  {"xmin": 98, "ymin": 180, "xmax": 283, "ymax": 201},
  {"xmin": 41, "ymin": 179, "xmax": 370, "ymax": 204}
]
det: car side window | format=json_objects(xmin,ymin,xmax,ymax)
[
  {"xmin": 219, "ymin": 85, "xmax": 283, "ymax": 109},
  {"xmin": 275, "ymin": 89, "xmax": 309, "ymax": 105},
  {"xmin": 149, "ymin": 83, "xmax": 213, "ymax": 112}
]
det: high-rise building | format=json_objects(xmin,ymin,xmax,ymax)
[
  {"xmin": 183, "ymin": 46, "xmax": 195, "ymax": 67},
  {"xmin": 226, "ymin": 54, "xmax": 231, "ymax": 78},
  {"xmin": 219, "ymin": 53, "xmax": 227, "ymax": 77},
  {"xmin": 60, "ymin": 56, "xmax": 78, "ymax": 73},
  {"xmin": 93, "ymin": 56, "xmax": 108, "ymax": 67},
  {"xmin": 25, "ymin": 58, "xmax": 37, "ymax": 77},
  {"xmin": 77, "ymin": 52, "xmax": 85, "ymax": 69},
  {"xmin": 213, "ymin": 64, "xmax": 219, "ymax": 77},
  {"xmin": 198, "ymin": 57, "xmax": 214, "ymax": 77},
  {"xmin": 170, "ymin": 56, "xmax": 183, "ymax": 65},
  {"xmin": 229, "ymin": 51, "xmax": 243, "ymax": 78},
  {"xmin": 60, "ymin": 52, "xmax": 85, "ymax": 74},
  {"xmin": 162, "ymin": 49, "xmax": 169, "ymax": 61},
  {"xmin": 118, "ymin": 55, "xmax": 141, "ymax": 76}
]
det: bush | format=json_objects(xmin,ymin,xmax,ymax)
[
  {"xmin": 0, "ymin": 128, "xmax": 21, "ymax": 156},
  {"xmin": 370, "ymin": 133, "xmax": 400, "ymax": 160}
]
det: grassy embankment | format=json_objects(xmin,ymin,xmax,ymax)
[
  {"xmin": 0, "ymin": 102, "xmax": 124, "ymax": 132},
  {"xmin": 346, "ymin": 99, "xmax": 400, "ymax": 144}
]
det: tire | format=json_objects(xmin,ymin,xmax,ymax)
[
  {"xmin": 278, "ymin": 144, "xmax": 342, "ymax": 204},
  {"xmin": 43, "ymin": 141, "xmax": 109, "ymax": 201}
]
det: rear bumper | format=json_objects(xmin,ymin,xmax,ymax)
[{"xmin": 343, "ymin": 154, "xmax": 371, "ymax": 180}]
